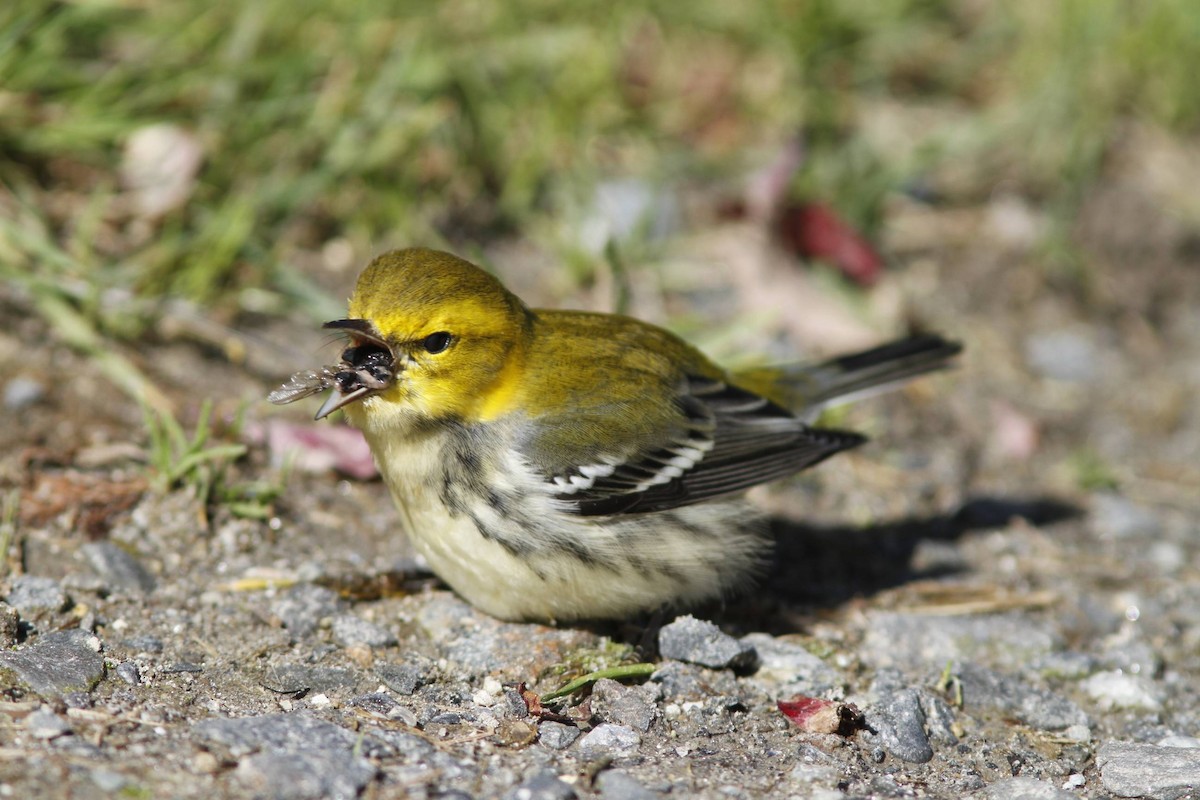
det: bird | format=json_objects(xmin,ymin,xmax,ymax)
[{"xmin": 269, "ymin": 247, "xmax": 961, "ymax": 622}]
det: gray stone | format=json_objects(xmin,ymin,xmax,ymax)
[
  {"xmin": 89, "ymin": 769, "xmax": 129, "ymax": 793},
  {"xmin": 80, "ymin": 542, "xmax": 156, "ymax": 594},
  {"xmin": 193, "ymin": 712, "xmax": 380, "ymax": 758},
  {"xmin": 25, "ymin": 707, "xmax": 72, "ymax": 739},
  {"xmin": 869, "ymin": 686, "xmax": 933, "ymax": 764},
  {"xmin": 348, "ymin": 692, "xmax": 416, "ymax": 725},
  {"xmin": 0, "ymin": 629, "xmax": 105, "ymax": 697},
  {"xmin": 975, "ymin": 776, "xmax": 1077, "ymax": 799},
  {"xmin": 577, "ymin": 723, "xmax": 641, "ymax": 759},
  {"xmin": 957, "ymin": 664, "xmax": 1089, "ymax": 730},
  {"xmin": 862, "ymin": 611, "xmax": 1060, "ymax": 672},
  {"xmin": 6, "ymin": 575, "xmax": 69, "ymax": 619},
  {"xmin": 115, "ymin": 661, "xmax": 141, "ymax": 686},
  {"xmin": 1082, "ymin": 670, "xmax": 1163, "ymax": 712},
  {"xmin": 331, "ymin": 613, "xmax": 397, "ymax": 648},
  {"xmin": 1025, "ymin": 329, "xmax": 1099, "ymax": 382},
  {"xmin": 651, "ymin": 661, "xmax": 739, "ymax": 701},
  {"xmin": 503, "ymin": 770, "xmax": 577, "ymax": 800},
  {"xmin": 121, "ymin": 635, "xmax": 164, "ymax": 654},
  {"xmin": 263, "ymin": 664, "xmax": 361, "ymax": 694},
  {"xmin": 1097, "ymin": 741, "xmax": 1200, "ymax": 799},
  {"xmin": 657, "ymin": 615, "xmax": 758, "ymax": 671},
  {"xmin": 1092, "ymin": 493, "xmax": 1162, "ymax": 540},
  {"xmin": 376, "ymin": 662, "xmax": 430, "ymax": 695},
  {"xmin": 3, "ymin": 377, "xmax": 45, "ymax": 410},
  {"xmin": 416, "ymin": 594, "xmax": 592, "ymax": 678},
  {"xmin": 596, "ymin": 770, "xmax": 659, "ymax": 799},
  {"xmin": 591, "ymin": 678, "xmax": 660, "ymax": 732},
  {"xmin": 537, "ymin": 721, "xmax": 581, "ymax": 750},
  {"xmin": 741, "ymin": 633, "xmax": 840, "ymax": 694},
  {"xmin": 236, "ymin": 750, "xmax": 377, "ymax": 800},
  {"xmin": 270, "ymin": 584, "xmax": 344, "ymax": 638}
]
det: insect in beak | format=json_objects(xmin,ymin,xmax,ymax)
[{"xmin": 268, "ymin": 319, "xmax": 396, "ymax": 420}]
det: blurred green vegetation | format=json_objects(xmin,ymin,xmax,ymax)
[{"xmin": 1, "ymin": 0, "xmax": 1197, "ymax": 396}]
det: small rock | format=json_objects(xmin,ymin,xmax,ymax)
[
  {"xmin": 6, "ymin": 575, "xmax": 69, "ymax": 620},
  {"xmin": 331, "ymin": 613, "xmax": 397, "ymax": 648},
  {"xmin": 121, "ymin": 635, "xmax": 165, "ymax": 654},
  {"xmin": 976, "ymin": 776, "xmax": 1077, "ymax": 799},
  {"xmin": 348, "ymin": 692, "xmax": 416, "ymax": 725},
  {"xmin": 0, "ymin": 629, "xmax": 106, "ymax": 697},
  {"xmin": 503, "ymin": 770, "xmax": 577, "ymax": 800},
  {"xmin": 591, "ymin": 678, "xmax": 660, "ymax": 732},
  {"xmin": 596, "ymin": 770, "xmax": 659, "ymax": 800},
  {"xmin": 25, "ymin": 707, "xmax": 72, "ymax": 739},
  {"xmin": 416, "ymin": 594, "xmax": 593, "ymax": 678},
  {"xmin": 270, "ymin": 584, "xmax": 344, "ymax": 638},
  {"xmin": 115, "ymin": 661, "xmax": 141, "ymax": 686},
  {"xmin": 1092, "ymin": 494, "xmax": 1162, "ymax": 540},
  {"xmin": 193, "ymin": 713, "xmax": 382, "ymax": 759},
  {"xmin": 376, "ymin": 662, "xmax": 431, "ymax": 695},
  {"xmin": 577, "ymin": 723, "xmax": 641, "ymax": 759},
  {"xmin": 1082, "ymin": 670, "xmax": 1163, "ymax": 711},
  {"xmin": 236, "ymin": 750, "xmax": 377, "ymax": 800},
  {"xmin": 1025, "ymin": 329, "xmax": 1099, "ymax": 383},
  {"xmin": 89, "ymin": 769, "xmax": 129, "ymax": 792},
  {"xmin": 869, "ymin": 686, "xmax": 933, "ymax": 764},
  {"xmin": 263, "ymin": 664, "xmax": 361, "ymax": 695},
  {"xmin": 651, "ymin": 661, "xmax": 739, "ymax": 701},
  {"xmin": 537, "ymin": 721, "xmax": 581, "ymax": 750},
  {"xmin": 862, "ymin": 611, "xmax": 1060, "ymax": 672},
  {"xmin": 657, "ymin": 616, "xmax": 758, "ymax": 671},
  {"xmin": 80, "ymin": 542, "xmax": 156, "ymax": 594},
  {"xmin": 1158, "ymin": 736, "xmax": 1200, "ymax": 749},
  {"xmin": 1097, "ymin": 741, "xmax": 1200, "ymax": 799},
  {"xmin": 957, "ymin": 664, "xmax": 1089, "ymax": 730},
  {"xmin": 741, "ymin": 633, "xmax": 840, "ymax": 694},
  {"xmin": 3, "ymin": 377, "xmax": 45, "ymax": 410}
]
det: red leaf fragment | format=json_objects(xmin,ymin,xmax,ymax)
[
  {"xmin": 778, "ymin": 695, "xmax": 866, "ymax": 737},
  {"xmin": 777, "ymin": 202, "xmax": 884, "ymax": 287}
]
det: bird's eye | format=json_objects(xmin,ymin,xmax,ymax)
[{"xmin": 422, "ymin": 332, "xmax": 452, "ymax": 354}]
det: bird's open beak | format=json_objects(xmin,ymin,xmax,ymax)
[
  {"xmin": 309, "ymin": 318, "xmax": 397, "ymax": 420},
  {"xmin": 314, "ymin": 385, "xmax": 374, "ymax": 420}
]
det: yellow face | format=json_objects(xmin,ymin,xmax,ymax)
[{"xmin": 319, "ymin": 248, "xmax": 534, "ymax": 427}]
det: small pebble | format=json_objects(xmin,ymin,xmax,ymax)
[
  {"xmin": 1082, "ymin": 670, "xmax": 1163, "ymax": 711},
  {"xmin": 115, "ymin": 661, "xmax": 141, "ymax": 686},
  {"xmin": 503, "ymin": 770, "xmax": 577, "ymax": 800},
  {"xmin": 25, "ymin": 707, "xmax": 72, "ymax": 740},
  {"xmin": 870, "ymin": 686, "xmax": 933, "ymax": 764},
  {"xmin": 591, "ymin": 678, "xmax": 660, "ymax": 732},
  {"xmin": 331, "ymin": 613, "xmax": 398, "ymax": 648},
  {"xmin": 576, "ymin": 723, "xmax": 641, "ymax": 759},
  {"xmin": 376, "ymin": 662, "xmax": 430, "ymax": 696},
  {"xmin": 6, "ymin": 576, "xmax": 69, "ymax": 618},
  {"xmin": 1098, "ymin": 741, "xmax": 1200, "ymax": 799},
  {"xmin": 537, "ymin": 722, "xmax": 581, "ymax": 750},
  {"xmin": 657, "ymin": 616, "xmax": 758, "ymax": 671},
  {"xmin": 3, "ymin": 377, "xmax": 45, "ymax": 411},
  {"xmin": 80, "ymin": 542, "xmax": 156, "ymax": 594},
  {"xmin": 979, "ymin": 776, "xmax": 1076, "ymax": 799},
  {"xmin": 270, "ymin": 584, "xmax": 344, "ymax": 638},
  {"xmin": 596, "ymin": 770, "xmax": 658, "ymax": 800},
  {"xmin": 0, "ymin": 629, "xmax": 106, "ymax": 697}
]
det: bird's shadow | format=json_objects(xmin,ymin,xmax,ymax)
[{"xmin": 600, "ymin": 495, "xmax": 1081, "ymax": 644}]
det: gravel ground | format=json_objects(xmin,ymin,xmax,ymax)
[{"xmin": 2, "ymin": 152, "xmax": 1199, "ymax": 799}]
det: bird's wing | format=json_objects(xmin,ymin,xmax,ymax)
[{"xmin": 528, "ymin": 375, "xmax": 866, "ymax": 516}]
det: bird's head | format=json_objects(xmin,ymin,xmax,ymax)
[{"xmin": 313, "ymin": 248, "xmax": 534, "ymax": 429}]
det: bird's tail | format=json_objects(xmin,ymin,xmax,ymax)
[{"xmin": 735, "ymin": 334, "xmax": 962, "ymax": 420}]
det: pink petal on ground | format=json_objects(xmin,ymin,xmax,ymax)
[{"xmin": 265, "ymin": 420, "xmax": 377, "ymax": 480}]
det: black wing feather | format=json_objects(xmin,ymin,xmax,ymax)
[{"xmin": 561, "ymin": 377, "xmax": 864, "ymax": 516}]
